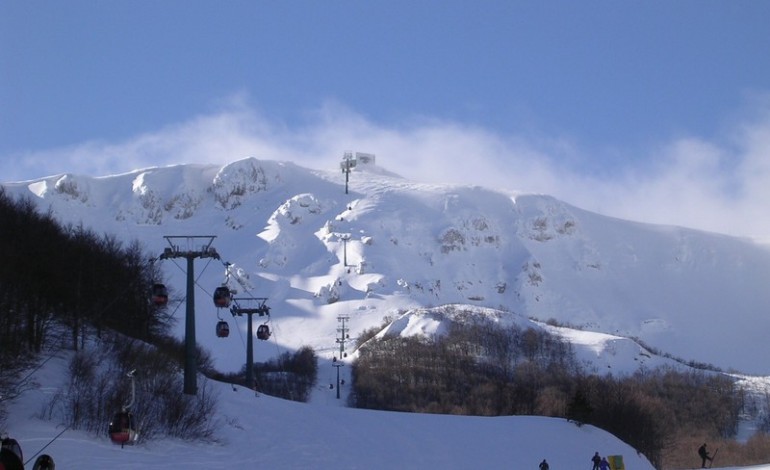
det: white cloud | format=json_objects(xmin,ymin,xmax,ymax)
[
  {"xmin": 4, "ymin": 94, "xmax": 770, "ymax": 240},
  {"xmin": 560, "ymin": 103, "xmax": 770, "ymax": 241}
]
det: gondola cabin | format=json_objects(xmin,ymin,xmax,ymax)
[
  {"xmin": 213, "ymin": 286, "xmax": 231, "ymax": 308},
  {"xmin": 151, "ymin": 283, "xmax": 168, "ymax": 306},
  {"xmin": 216, "ymin": 320, "xmax": 230, "ymax": 338},
  {"xmin": 32, "ymin": 454, "xmax": 55, "ymax": 470},
  {"xmin": 257, "ymin": 324, "xmax": 271, "ymax": 340},
  {"xmin": 108, "ymin": 411, "xmax": 138, "ymax": 447},
  {"xmin": 0, "ymin": 437, "xmax": 23, "ymax": 470}
]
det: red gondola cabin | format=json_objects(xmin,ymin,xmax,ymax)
[
  {"xmin": 216, "ymin": 320, "xmax": 230, "ymax": 338},
  {"xmin": 108, "ymin": 411, "xmax": 138, "ymax": 447},
  {"xmin": 151, "ymin": 283, "xmax": 168, "ymax": 306},
  {"xmin": 213, "ymin": 286, "xmax": 231, "ymax": 308},
  {"xmin": 257, "ymin": 324, "xmax": 271, "ymax": 340}
]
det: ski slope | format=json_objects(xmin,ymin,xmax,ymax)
[{"xmin": 5, "ymin": 352, "xmax": 656, "ymax": 469}]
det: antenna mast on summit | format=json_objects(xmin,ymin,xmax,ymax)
[{"xmin": 341, "ymin": 151, "xmax": 356, "ymax": 194}]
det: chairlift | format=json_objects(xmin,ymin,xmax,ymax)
[
  {"xmin": 216, "ymin": 320, "xmax": 230, "ymax": 338},
  {"xmin": 213, "ymin": 286, "xmax": 232, "ymax": 308},
  {"xmin": 150, "ymin": 283, "xmax": 168, "ymax": 307},
  {"xmin": 256, "ymin": 324, "xmax": 271, "ymax": 340}
]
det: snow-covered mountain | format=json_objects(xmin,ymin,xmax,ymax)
[{"xmin": 4, "ymin": 156, "xmax": 770, "ymax": 378}]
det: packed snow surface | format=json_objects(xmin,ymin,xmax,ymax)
[{"xmin": 8, "ymin": 353, "xmax": 657, "ymax": 469}]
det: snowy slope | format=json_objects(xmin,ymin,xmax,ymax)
[
  {"xmin": 6, "ymin": 352, "xmax": 658, "ymax": 470},
  {"xmin": 4, "ymin": 157, "xmax": 770, "ymax": 377}
]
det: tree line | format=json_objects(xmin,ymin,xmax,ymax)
[
  {"xmin": 349, "ymin": 308, "xmax": 747, "ymax": 469},
  {"xmin": 0, "ymin": 190, "xmax": 171, "ymax": 356},
  {"xmin": 0, "ymin": 189, "xmax": 180, "ymax": 431}
]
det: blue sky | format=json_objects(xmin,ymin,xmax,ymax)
[{"xmin": 2, "ymin": 1, "xmax": 770, "ymax": 239}]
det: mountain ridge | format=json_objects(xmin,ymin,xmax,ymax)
[{"xmin": 4, "ymin": 156, "xmax": 770, "ymax": 376}]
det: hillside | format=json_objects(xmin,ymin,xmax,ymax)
[
  {"xmin": 4, "ymin": 351, "xmax": 657, "ymax": 469},
  {"xmin": 4, "ymin": 156, "xmax": 770, "ymax": 378}
]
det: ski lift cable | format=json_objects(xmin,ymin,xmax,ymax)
[
  {"xmin": 23, "ymin": 425, "xmax": 70, "ymax": 466},
  {"xmin": 165, "ymin": 254, "xmax": 215, "ymax": 287},
  {"xmin": 10, "ymin": 350, "xmax": 60, "ymax": 395},
  {"xmin": 193, "ymin": 256, "xmax": 230, "ymax": 302},
  {"xmin": 166, "ymin": 255, "xmax": 219, "ymax": 306},
  {"xmin": 165, "ymin": 295, "xmax": 184, "ymax": 320},
  {"xmin": 164, "ymin": 256, "xmax": 206, "ymax": 306},
  {"xmin": 230, "ymin": 312, "xmax": 247, "ymax": 351}
]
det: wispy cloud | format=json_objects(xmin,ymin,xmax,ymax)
[
  {"xmin": 562, "ymin": 98, "xmax": 770, "ymax": 240},
  {"xmin": 4, "ymin": 93, "xmax": 770, "ymax": 240}
]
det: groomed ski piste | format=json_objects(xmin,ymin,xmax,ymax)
[
  {"xmin": 5, "ymin": 351, "xmax": 770, "ymax": 469},
  {"xmin": 5, "ymin": 351, "xmax": 653, "ymax": 469}
]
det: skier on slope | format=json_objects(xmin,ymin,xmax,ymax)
[
  {"xmin": 538, "ymin": 458, "xmax": 549, "ymax": 470},
  {"xmin": 599, "ymin": 456, "xmax": 611, "ymax": 470},
  {"xmin": 591, "ymin": 451, "xmax": 601, "ymax": 470},
  {"xmin": 698, "ymin": 443, "xmax": 713, "ymax": 468}
]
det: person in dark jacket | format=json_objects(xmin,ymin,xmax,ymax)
[
  {"xmin": 591, "ymin": 451, "xmax": 601, "ymax": 470},
  {"xmin": 539, "ymin": 458, "xmax": 549, "ymax": 470},
  {"xmin": 698, "ymin": 443, "xmax": 713, "ymax": 468}
]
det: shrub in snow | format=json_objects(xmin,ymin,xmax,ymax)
[
  {"xmin": 42, "ymin": 335, "xmax": 218, "ymax": 442},
  {"xmin": 439, "ymin": 228, "xmax": 466, "ymax": 253}
]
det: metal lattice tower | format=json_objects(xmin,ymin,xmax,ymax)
[
  {"xmin": 158, "ymin": 235, "xmax": 220, "ymax": 395},
  {"xmin": 332, "ymin": 314, "xmax": 350, "ymax": 399},
  {"xmin": 229, "ymin": 297, "xmax": 270, "ymax": 391}
]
